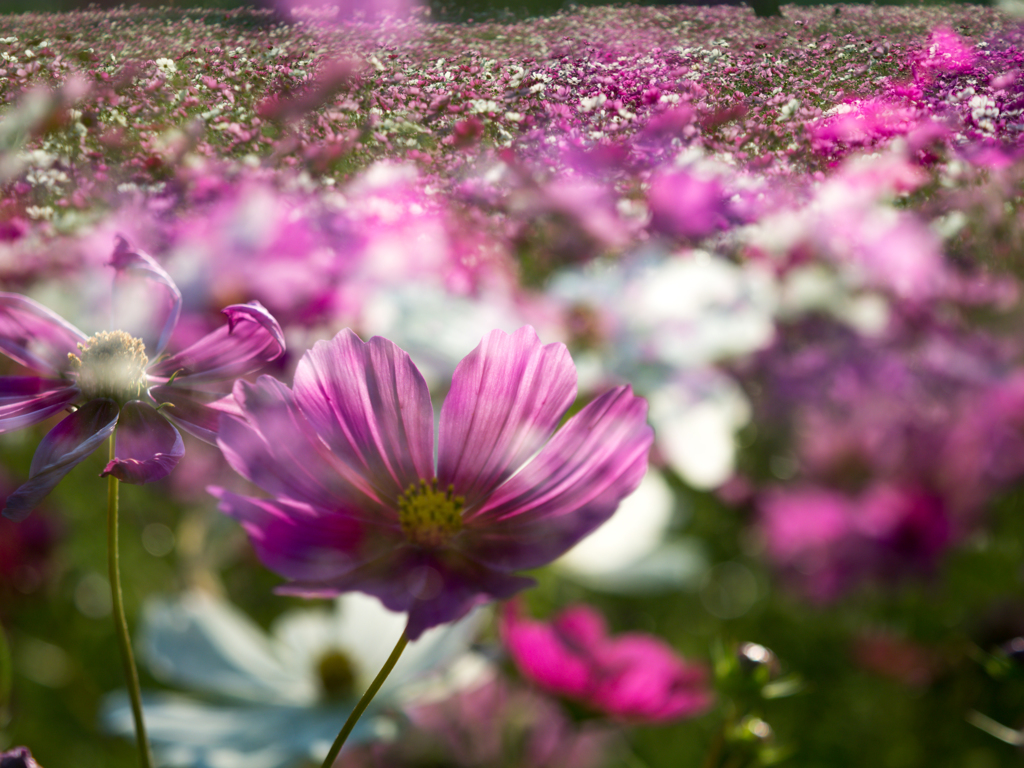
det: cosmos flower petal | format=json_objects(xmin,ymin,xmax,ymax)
[
  {"xmin": 103, "ymin": 693, "xmax": 384, "ymax": 768},
  {"xmin": 3, "ymin": 399, "xmax": 119, "ymax": 521},
  {"xmin": 148, "ymin": 302, "xmax": 286, "ymax": 386},
  {"xmin": 276, "ymin": 548, "xmax": 534, "ymax": 641},
  {"xmin": 109, "ymin": 235, "xmax": 183, "ymax": 359},
  {"xmin": 293, "ymin": 330, "xmax": 434, "ymax": 502},
  {"xmin": 464, "ymin": 386, "xmax": 653, "ymax": 571},
  {"xmin": 211, "ymin": 488, "xmax": 399, "ymax": 584},
  {"xmin": 0, "ymin": 377, "xmax": 79, "ymax": 433},
  {"xmin": 437, "ymin": 327, "xmax": 577, "ymax": 506},
  {"xmin": 148, "ymin": 385, "xmax": 225, "ymax": 444},
  {"xmin": 501, "ymin": 602, "xmax": 713, "ymax": 723},
  {"xmin": 100, "ymin": 400, "xmax": 185, "ymax": 484},
  {"xmin": 0, "ymin": 293, "xmax": 88, "ymax": 374},
  {"xmin": 219, "ymin": 377, "xmax": 377, "ymax": 511},
  {"xmin": 141, "ymin": 592, "xmax": 307, "ymax": 703}
]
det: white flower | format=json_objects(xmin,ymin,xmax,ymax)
[
  {"xmin": 103, "ymin": 592, "xmax": 483, "ymax": 768},
  {"xmin": 548, "ymin": 250, "xmax": 776, "ymax": 490},
  {"xmin": 154, "ymin": 57, "xmax": 178, "ymax": 77}
]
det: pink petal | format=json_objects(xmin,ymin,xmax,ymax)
[
  {"xmin": 147, "ymin": 302, "xmax": 285, "ymax": 388},
  {"xmin": 109, "ymin": 235, "xmax": 182, "ymax": 359},
  {"xmin": 464, "ymin": 386, "xmax": 653, "ymax": 571},
  {"xmin": 3, "ymin": 399, "xmax": 119, "ymax": 521},
  {"xmin": 147, "ymin": 385, "xmax": 224, "ymax": 443},
  {"xmin": 0, "ymin": 293, "xmax": 87, "ymax": 374},
  {"xmin": 218, "ymin": 376, "xmax": 378, "ymax": 514},
  {"xmin": 0, "ymin": 377, "xmax": 79, "ymax": 432},
  {"xmin": 101, "ymin": 400, "xmax": 184, "ymax": 484},
  {"xmin": 500, "ymin": 602, "xmax": 596, "ymax": 699},
  {"xmin": 437, "ymin": 327, "xmax": 577, "ymax": 508},
  {"xmin": 292, "ymin": 330, "xmax": 434, "ymax": 504},
  {"xmin": 590, "ymin": 636, "xmax": 713, "ymax": 721},
  {"xmin": 502, "ymin": 602, "xmax": 713, "ymax": 723},
  {"xmin": 211, "ymin": 487, "xmax": 398, "ymax": 584}
]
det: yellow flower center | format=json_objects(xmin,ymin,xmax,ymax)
[
  {"xmin": 316, "ymin": 648, "xmax": 356, "ymax": 701},
  {"xmin": 397, "ymin": 478, "xmax": 464, "ymax": 548},
  {"xmin": 68, "ymin": 330, "xmax": 149, "ymax": 403}
]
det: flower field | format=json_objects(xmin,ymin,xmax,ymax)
[{"xmin": 2, "ymin": 1, "xmax": 1024, "ymax": 766}]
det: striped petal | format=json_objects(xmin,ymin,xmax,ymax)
[
  {"xmin": 0, "ymin": 377, "xmax": 79, "ymax": 432},
  {"xmin": 0, "ymin": 293, "xmax": 87, "ymax": 374},
  {"xmin": 148, "ymin": 302, "xmax": 285, "ymax": 388},
  {"xmin": 101, "ymin": 400, "xmax": 184, "ymax": 484},
  {"xmin": 3, "ymin": 399, "xmax": 119, "ymax": 521},
  {"xmin": 437, "ymin": 327, "xmax": 577, "ymax": 509},
  {"xmin": 464, "ymin": 386, "xmax": 652, "ymax": 571},
  {"xmin": 292, "ymin": 330, "xmax": 434, "ymax": 504}
]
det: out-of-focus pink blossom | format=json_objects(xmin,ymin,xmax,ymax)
[
  {"xmin": 500, "ymin": 601, "xmax": 713, "ymax": 723},
  {"xmin": 759, "ymin": 483, "xmax": 951, "ymax": 601},
  {"xmin": 274, "ymin": 0, "xmax": 418, "ymax": 22},
  {"xmin": 647, "ymin": 169, "xmax": 732, "ymax": 241},
  {"xmin": 917, "ymin": 27, "xmax": 977, "ymax": 77}
]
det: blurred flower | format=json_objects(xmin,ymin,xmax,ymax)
[
  {"xmin": 647, "ymin": 168, "xmax": 733, "ymax": 241},
  {"xmin": 917, "ymin": 26, "xmax": 977, "ymax": 77},
  {"xmin": 0, "ymin": 748, "xmax": 43, "ymax": 768},
  {"xmin": 500, "ymin": 601, "xmax": 713, "ymax": 723},
  {"xmin": 340, "ymin": 670, "xmax": 615, "ymax": 768},
  {"xmin": 213, "ymin": 326, "xmax": 653, "ymax": 639},
  {"xmin": 759, "ymin": 483, "xmax": 951, "ymax": 600},
  {"xmin": 549, "ymin": 249, "xmax": 775, "ymax": 488},
  {"xmin": 0, "ymin": 236, "xmax": 285, "ymax": 520},
  {"xmin": 104, "ymin": 591, "xmax": 483, "ymax": 768},
  {"xmin": 0, "ymin": 513, "xmax": 59, "ymax": 605}
]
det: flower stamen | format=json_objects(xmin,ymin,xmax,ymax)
[
  {"xmin": 316, "ymin": 649, "xmax": 357, "ymax": 701},
  {"xmin": 68, "ymin": 330, "xmax": 149, "ymax": 403},
  {"xmin": 397, "ymin": 478, "xmax": 464, "ymax": 548}
]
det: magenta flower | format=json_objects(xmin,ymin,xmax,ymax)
[
  {"xmin": 500, "ymin": 601, "xmax": 713, "ymax": 723},
  {"xmin": 0, "ymin": 236, "xmax": 285, "ymax": 521},
  {"xmin": 0, "ymin": 747, "xmax": 43, "ymax": 768},
  {"xmin": 213, "ymin": 326, "xmax": 652, "ymax": 639}
]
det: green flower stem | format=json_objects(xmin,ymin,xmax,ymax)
[
  {"xmin": 107, "ymin": 435, "xmax": 154, "ymax": 768},
  {"xmin": 320, "ymin": 629, "xmax": 409, "ymax": 768}
]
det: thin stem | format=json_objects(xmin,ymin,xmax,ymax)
[
  {"xmin": 320, "ymin": 629, "xmax": 409, "ymax": 768},
  {"xmin": 107, "ymin": 435, "xmax": 154, "ymax": 768}
]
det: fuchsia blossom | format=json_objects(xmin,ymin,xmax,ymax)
[
  {"xmin": 500, "ymin": 601, "xmax": 713, "ymax": 723},
  {"xmin": 759, "ymin": 484, "xmax": 951, "ymax": 601},
  {"xmin": 0, "ymin": 237, "xmax": 285, "ymax": 521},
  {"xmin": 212, "ymin": 326, "xmax": 653, "ymax": 639}
]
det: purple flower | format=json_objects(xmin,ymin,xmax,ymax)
[
  {"xmin": 213, "ymin": 326, "xmax": 652, "ymax": 639},
  {"xmin": 759, "ymin": 483, "xmax": 952, "ymax": 601},
  {"xmin": 0, "ymin": 236, "xmax": 285, "ymax": 521},
  {"xmin": 0, "ymin": 748, "xmax": 42, "ymax": 768},
  {"xmin": 500, "ymin": 601, "xmax": 713, "ymax": 723}
]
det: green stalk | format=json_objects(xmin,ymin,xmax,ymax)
[
  {"xmin": 107, "ymin": 434, "xmax": 154, "ymax": 768},
  {"xmin": 320, "ymin": 629, "xmax": 409, "ymax": 768}
]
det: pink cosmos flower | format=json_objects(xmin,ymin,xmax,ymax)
[
  {"xmin": 0, "ymin": 236, "xmax": 285, "ymax": 520},
  {"xmin": 500, "ymin": 601, "xmax": 713, "ymax": 723},
  {"xmin": 212, "ymin": 326, "xmax": 652, "ymax": 639}
]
